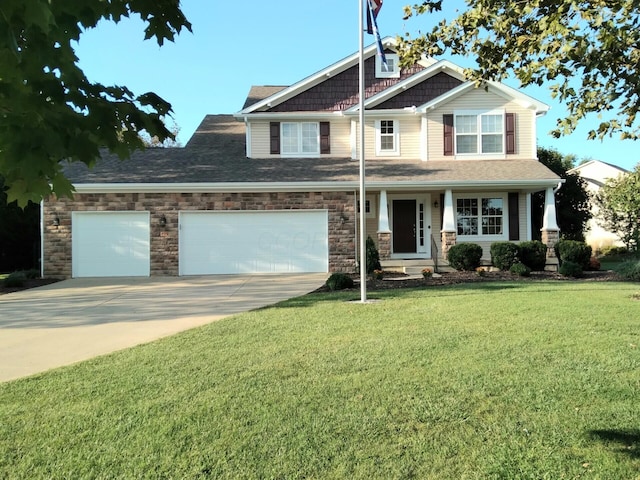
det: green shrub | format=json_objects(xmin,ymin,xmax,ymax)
[
  {"xmin": 22, "ymin": 269, "xmax": 40, "ymax": 279},
  {"xmin": 559, "ymin": 260, "xmax": 583, "ymax": 278},
  {"xmin": 509, "ymin": 262, "xmax": 531, "ymax": 277},
  {"xmin": 555, "ymin": 239, "xmax": 592, "ymax": 269},
  {"xmin": 325, "ymin": 273, "xmax": 354, "ymax": 291},
  {"xmin": 447, "ymin": 243, "xmax": 483, "ymax": 271},
  {"xmin": 619, "ymin": 260, "xmax": 640, "ymax": 281},
  {"xmin": 365, "ymin": 236, "xmax": 381, "ymax": 274},
  {"xmin": 490, "ymin": 242, "xmax": 519, "ymax": 270},
  {"xmin": 518, "ymin": 240, "xmax": 547, "ymax": 271},
  {"xmin": 3, "ymin": 271, "xmax": 27, "ymax": 288},
  {"xmin": 600, "ymin": 245, "xmax": 628, "ymax": 257}
]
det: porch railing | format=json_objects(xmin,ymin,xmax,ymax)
[{"xmin": 431, "ymin": 234, "xmax": 439, "ymax": 273}]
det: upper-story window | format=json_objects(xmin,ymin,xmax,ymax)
[
  {"xmin": 375, "ymin": 119, "xmax": 400, "ymax": 156},
  {"xmin": 282, "ymin": 122, "xmax": 319, "ymax": 155},
  {"xmin": 270, "ymin": 121, "xmax": 330, "ymax": 156},
  {"xmin": 444, "ymin": 111, "xmax": 515, "ymax": 157},
  {"xmin": 376, "ymin": 53, "xmax": 400, "ymax": 79},
  {"xmin": 455, "ymin": 110, "xmax": 504, "ymax": 155}
]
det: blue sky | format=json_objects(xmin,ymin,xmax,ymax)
[{"xmin": 74, "ymin": 0, "xmax": 638, "ymax": 171}]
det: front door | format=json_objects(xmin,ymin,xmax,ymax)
[{"xmin": 393, "ymin": 199, "xmax": 417, "ymax": 253}]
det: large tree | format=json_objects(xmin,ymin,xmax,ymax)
[
  {"xmin": 0, "ymin": 176, "xmax": 39, "ymax": 272},
  {"xmin": 0, "ymin": 1, "xmax": 191, "ymax": 205},
  {"xmin": 594, "ymin": 164, "xmax": 640, "ymax": 251},
  {"xmin": 398, "ymin": 0, "xmax": 640, "ymax": 141},
  {"xmin": 531, "ymin": 147, "xmax": 592, "ymax": 241}
]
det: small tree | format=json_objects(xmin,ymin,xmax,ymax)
[
  {"xmin": 365, "ymin": 236, "xmax": 382, "ymax": 274},
  {"xmin": 594, "ymin": 164, "xmax": 640, "ymax": 251}
]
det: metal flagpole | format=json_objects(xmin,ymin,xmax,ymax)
[{"xmin": 358, "ymin": 0, "xmax": 367, "ymax": 303}]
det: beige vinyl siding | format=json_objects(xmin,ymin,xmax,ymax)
[
  {"xmin": 518, "ymin": 192, "xmax": 529, "ymax": 241},
  {"xmin": 426, "ymin": 88, "xmax": 536, "ymax": 161},
  {"xmin": 355, "ymin": 116, "xmax": 422, "ymax": 160},
  {"xmin": 249, "ymin": 120, "xmax": 351, "ymax": 158}
]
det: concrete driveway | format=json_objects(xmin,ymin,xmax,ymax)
[{"xmin": 0, "ymin": 274, "xmax": 326, "ymax": 383}]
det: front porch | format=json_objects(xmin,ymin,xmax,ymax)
[{"xmin": 360, "ymin": 187, "xmax": 561, "ymax": 273}]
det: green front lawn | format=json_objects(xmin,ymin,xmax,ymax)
[{"xmin": 1, "ymin": 281, "xmax": 639, "ymax": 479}]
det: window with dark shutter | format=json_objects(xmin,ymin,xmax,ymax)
[
  {"xmin": 505, "ymin": 113, "xmax": 515, "ymax": 155},
  {"xmin": 443, "ymin": 114, "xmax": 454, "ymax": 156},
  {"xmin": 270, "ymin": 122, "xmax": 280, "ymax": 154},
  {"xmin": 320, "ymin": 122, "xmax": 330, "ymax": 154},
  {"xmin": 508, "ymin": 192, "xmax": 520, "ymax": 240}
]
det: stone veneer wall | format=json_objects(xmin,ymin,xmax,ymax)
[{"xmin": 43, "ymin": 191, "xmax": 357, "ymax": 278}]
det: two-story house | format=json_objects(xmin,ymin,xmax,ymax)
[{"xmin": 42, "ymin": 38, "xmax": 561, "ymax": 278}]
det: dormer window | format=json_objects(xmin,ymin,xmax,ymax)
[
  {"xmin": 376, "ymin": 53, "xmax": 400, "ymax": 79},
  {"xmin": 269, "ymin": 121, "xmax": 331, "ymax": 156},
  {"xmin": 282, "ymin": 122, "xmax": 319, "ymax": 155}
]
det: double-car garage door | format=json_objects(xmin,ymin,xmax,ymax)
[{"xmin": 72, "ymin": 210, "xmax": 328, "ymax": 277}]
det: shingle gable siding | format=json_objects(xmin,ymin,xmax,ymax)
[
  {"xmin": 376, "ymin": 72, "xmax": 463, "ymax": 110},
  {"xmin": 268, "ymin": 56, "xmax": 425, "ymax": 112}
]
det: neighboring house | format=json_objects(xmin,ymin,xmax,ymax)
[
  {"xmin": 568, "ymin": 160, "xmax": 628, "ymax": 251},
  {"xmin": 42, "ymin": 38, "xmax": 561, "ymax": 278}
]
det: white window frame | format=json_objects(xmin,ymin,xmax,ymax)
[
  {"xmin": 454, "ymin": 109, "xmax": 505, "ymax": 158},
  {"xmin": 376, "ymin": 53, "xmax": 400, "ymax": 78},
  {"xmin": 454, "ymin": 193, "xmax": 508, "ymax": 241},
  {"xmin": 281, "ymin": 122, "xmax": 320, "ymax": 156},
  {"xmin": 375, "ymin": 119, "xmax": 400, "ymax": 156}
]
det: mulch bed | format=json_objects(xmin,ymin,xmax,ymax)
[
  {"xmin": 313, "ymin": 269, "xmax": 624, "ymax": 293},
  {"xmin": 1, "ymin": 271, "xmax": 625, "ymax": 296}
]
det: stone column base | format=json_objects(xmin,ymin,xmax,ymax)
[
  {"xmin": 441, "ymin": 231, "xmax": 456, "ymax": 260},
  {"xmin": 377, "ymin": 232, "xmax": 391, "ymax": 259},
  {"xmin": 541, "ymin": 229, "xmax": 560, "ymax": 258}
]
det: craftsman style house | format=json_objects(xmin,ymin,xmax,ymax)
[{"xmin": 42, "ymin": 38, "xmax": 561, "ymax": 278}]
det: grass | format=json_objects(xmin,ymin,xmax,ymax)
[{"xmin": 1, "ymin": 281, "xmax": 640, "ymax": 479}]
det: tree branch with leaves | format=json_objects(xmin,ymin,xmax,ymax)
[
  {"xmin": 0, "ymin": 0, "xmax": 191, "ymax": 205},
  {"xmin": 398, "ymin": 0, "xmax": 640, "ymax": 142}
]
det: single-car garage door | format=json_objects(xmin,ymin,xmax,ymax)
[
  {"xmin": 72, "ymin": 212, "xmax": 150, "ymax": 278},
  {"xmin": 179, "ymin": 210, "xmax": 328, "ymax": 275}
]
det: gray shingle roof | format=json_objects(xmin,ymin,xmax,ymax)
[{"xmin": 64, "ymin": 114, "xmax": 560, "ymax": 187}]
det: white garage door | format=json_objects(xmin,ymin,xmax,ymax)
[
  {"xmin": 179, "ymin": 210, "xmax": 328, "ymax": 275},
  {"xmin": 72, "ymin": 212, "xmax": 150, "ymax": 278}
]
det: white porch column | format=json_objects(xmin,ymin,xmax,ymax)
[
  {"xmin": 441, "ymin": 189, "xmax": 457, "ymax": 259},
  {"xmin": 541, "ymin": 185, "xmax": 561, "ymax": 262},
  {"xmin": 542, "ymin": 186, "xmax": 560, "ymax": 231},
  {"xmin": 442, "ymin": 189, "xmax": 456, "ymax": 232},
  {"xmin": 377, "ymin": 190, "xmax": 391, "ymax": 233}
]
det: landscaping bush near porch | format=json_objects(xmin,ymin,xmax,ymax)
[{"xmin": 1, "ymin": 281, "xmax": 639, "ymax": 479}]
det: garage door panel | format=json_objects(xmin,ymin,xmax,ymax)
[
  {"xmin": 180, "ymin": 211, "xmax": 328, "ymax": 275},
  {"xmin": 72, "ymin": 212, "xmax": 150, "ymax": 277}
]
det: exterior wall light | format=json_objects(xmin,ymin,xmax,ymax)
[
  {"xmin": 159, "ymin": 214, "xmax": 167, "ymax": 227},
  {"xmin": 52, "ymin": 216, "xmax": 60, "ymax": 227}
]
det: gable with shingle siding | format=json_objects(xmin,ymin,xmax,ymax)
[{"xmin": 267, "ymin": 55, "xmax": 425, "ymax": 112}]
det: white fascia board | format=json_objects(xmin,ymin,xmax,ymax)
[
  {"xmin": 72, "ymin": 182, "xmax": 359, "ymax": 194},
  {"xmin": 237, "ymin": 37, "xmax": 398, "ymax": 115},
  {"xmin": 72, "ymin": 178, "xmax": 562, "ymax": 195},
  {"xmin": 485, "ymin": 80, "xmax": 550, "ymax": 113},
  {"xmin": 364, "ymin": 179, "xmax": 563, "ymax": 192},
  {"xmin": 345, "ymin": 60, "xmax": 466, "ymax": 113},
  {"xmin": 344, "ymin": 108, "xmax": 417, "ymax": 118},
  {"xmin": 416, "ymin": 80, "xmax": 550, "ymax": 114},
  {"xmin": 234, "ymin": 111, "xmax": 343, "ymax": 121}
]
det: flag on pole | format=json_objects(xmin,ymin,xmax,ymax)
[{"xmin": 365, "ymin": 0, "xmax": 388, "ymax": 71}]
